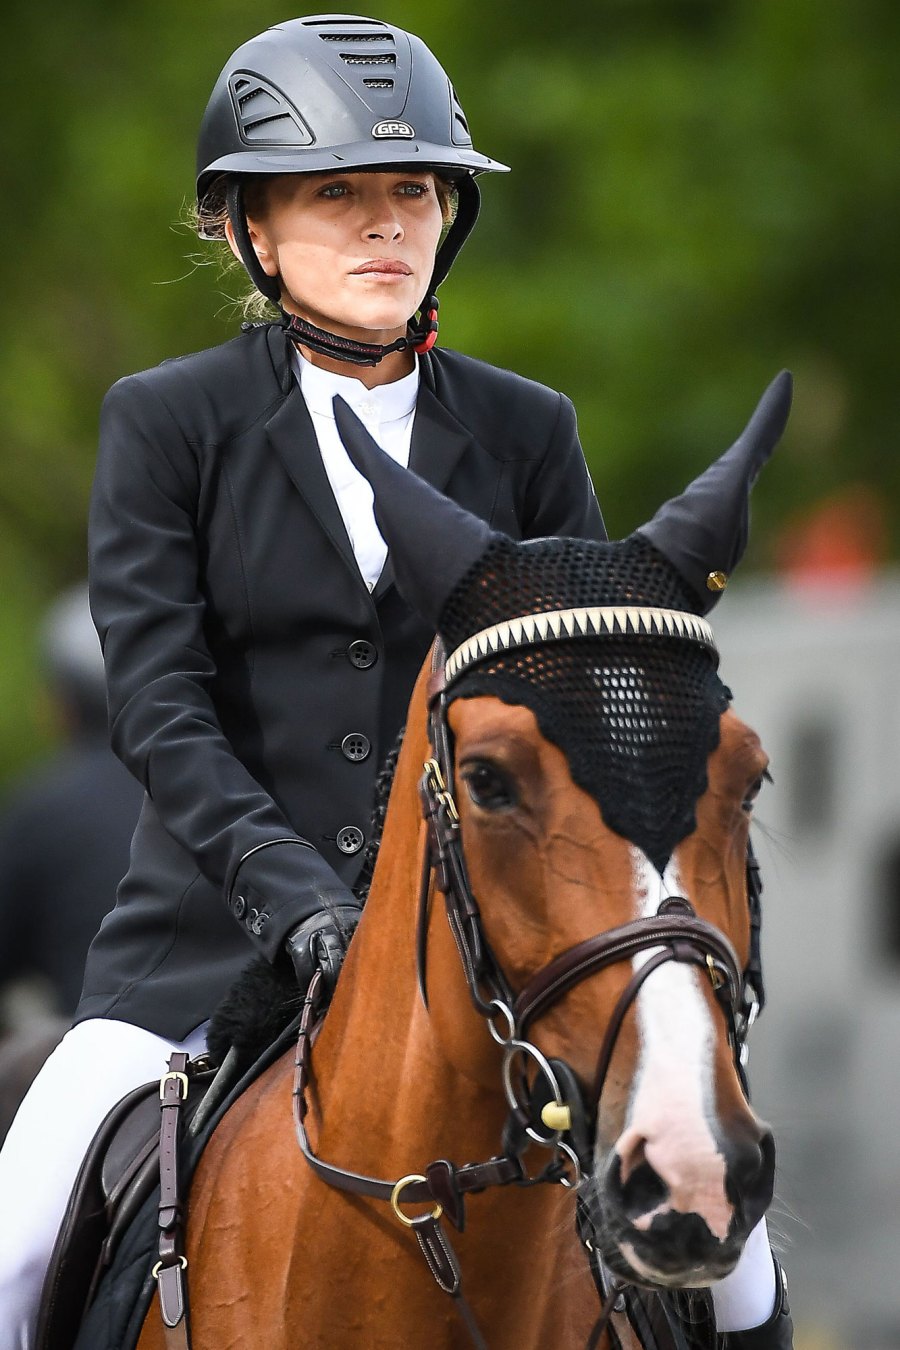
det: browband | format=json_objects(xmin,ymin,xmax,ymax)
[{"xmin": 445, "ymin": 605, "xmax": 718, "ymax": 685}]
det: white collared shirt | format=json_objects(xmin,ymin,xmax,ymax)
[{"xmin": 293, "ymin": 348, "xmax": 419, "ymax": 591}]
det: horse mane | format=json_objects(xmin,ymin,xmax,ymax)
[
  {"xmin": 351, "ymin": 727, "xmax": 405, "ymax": 905},
  {"xmin": 205, "ymin": 728, "xmax": 405, "ymax": 1068}
]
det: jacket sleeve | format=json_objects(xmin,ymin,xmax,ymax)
[
  {"xmin": 523, "ymin": 392, "xmax": 607, "ymax": 544},
  {"xmin": 89, "ymin": 376, "xmax": 355, "ymax": 961}
]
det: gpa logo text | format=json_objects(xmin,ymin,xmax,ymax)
[{"xmin": 372, "ymin": 120, "xmax": 416, "ymax": 139}]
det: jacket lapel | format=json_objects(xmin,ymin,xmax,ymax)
[
  {"xmin": 265, "ymin": 380, "xmax": 363, "ymax": 584},
  {"xmin": 407, "ymin": 377, "xmax": 476, "ymax": 494}
]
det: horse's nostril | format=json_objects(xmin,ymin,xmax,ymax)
[
  {"xmin": 732, "ymin": 1142, "xmax": 763, "ymax": 1190},
  {"xmin": 622, "ymin": 1160, "xmax": 670, "ymax": 1222},
  {"xmin": 726, "ymin": 1126, "xmax": 776, "ymax": 1218},
  {"xmin": 608, "ymin": 1154, "xmax": 670, "ymax": 1223}
]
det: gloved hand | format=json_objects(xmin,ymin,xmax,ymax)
[{"xmin": 284, "ymin": 904, "xmax": 362, "ymax": 996}]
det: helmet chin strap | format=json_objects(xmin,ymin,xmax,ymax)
[
  {"xmin": 225, "ymin": 180, "xmax": 439, "ymax": 369},
  {"xmin": 279, "ymin": 300, "xmax": 439, "ymax": 368}
]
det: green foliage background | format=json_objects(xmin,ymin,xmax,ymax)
[{"xmin": 3, "ymin": 0, "xmax": 898, "ymax": 783}]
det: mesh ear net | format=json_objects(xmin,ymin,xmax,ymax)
[{"xmin": 439, "ymin": 535, "xmax": 731, "ymax": 873}]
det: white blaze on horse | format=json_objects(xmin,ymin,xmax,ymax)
[{"xmin": 127, "ymin": 373, "xmax": 791, "ymax": 1350}]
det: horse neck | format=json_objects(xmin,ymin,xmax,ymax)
[{"xmin": 294, "ymin": 660, "xmax": 601, "ymax": 1345}]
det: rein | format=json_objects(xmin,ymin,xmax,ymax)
[{"xmin": 287, "ymin": 639, "xmax": 752, "ymax": 1350}]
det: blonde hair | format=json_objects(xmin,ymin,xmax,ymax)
[{"xmin": 194, "ymin": 172, "xmax": 458, "ymax": 319}]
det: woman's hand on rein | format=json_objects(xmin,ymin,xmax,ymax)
[{"xmin": 284, "ymin": 903, "xmax": 363, "ymax": 995}]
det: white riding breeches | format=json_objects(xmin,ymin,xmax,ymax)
[{"xmin": 0, "ymin": 1016, "xmax": 208, "ymax": 1350}]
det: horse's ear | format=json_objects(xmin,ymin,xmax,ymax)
[
  {"xmin": 333, "ymin": 395, "xmax": 499, "ymax": 626},
  {"xmin": 636, "ymin": 371, "xmax": 792, "ymax": 613}
]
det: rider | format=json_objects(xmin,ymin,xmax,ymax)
[{"xmin": 0, "ymin": 16, "xmax": 791, "ymax": 1349}]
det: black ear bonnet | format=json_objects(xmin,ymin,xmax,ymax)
[
  {"xmin": 332, "ymin": 372, "xmax": 792, "ymax": 872},
  {"xmin": 440, "ymin": 533, "xmax": 730, "ymax": 874}
]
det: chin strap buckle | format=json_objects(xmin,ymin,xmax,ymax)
[{"xmin": 412, "ymin": 297, "xmax": 440, "ymax": 354}]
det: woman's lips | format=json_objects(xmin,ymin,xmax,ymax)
[{"xmin": 350, "ymin": 259, "xmax": 412, "ymax": 276}]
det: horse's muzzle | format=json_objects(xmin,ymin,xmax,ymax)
[{"xmin": 587, "ymin": 1124, "xmax": 776, "ymax": 1287}]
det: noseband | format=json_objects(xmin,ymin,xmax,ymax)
[{"xmin": 291, "ymin": 620, "xmax": 762, "ymax": 1350}]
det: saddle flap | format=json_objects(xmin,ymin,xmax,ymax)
[{"xmin": 101, "ymin": 1091, "xmax": 163, "ymax": 1210}]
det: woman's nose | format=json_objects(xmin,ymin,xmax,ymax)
[
  {"xmin": 363, "ymin": 197, "xmax": 404, "ymax": 242},
  {"xmin": 365, "ymin": 218, "xmax": 403, "ymax": 242}
]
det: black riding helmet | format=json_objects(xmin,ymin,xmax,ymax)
[{"xmin": 196, "ymin": 15, "xmax": 509, "ymax": 364}]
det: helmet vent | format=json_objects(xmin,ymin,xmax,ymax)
[
  {"xmin": 317, "ymin": 32, "xmax": 395, "ymax": 43},
  {"xmin": 364, "ymin": 79, "xmax": 394, "ymax": 91},
  {"xmin": 229, "ymin": 73, "xmax": 314, "ymax": 146},
  {"xmin": 449, "ymin": 84, "xmax": 472, "ymax": 147},
  {"xmin": 340, "ymin": 53, "xmax": 397, "ymax": 66}
]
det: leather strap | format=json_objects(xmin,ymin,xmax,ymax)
[
  {"xmin": 292, "ymin": 974, "xmax": 522, "ymax": 1217},
  {"xmin": 412, "ymin": 1214, "xmax": 489, "ymax": 1350},
  {"xmin": 154, "ymin": 1052, "xmax": 191, "ymax": 1350},
  {"xmin": 513, "ymin": 914, "xmax": 742, "ymax": 1033},
  {"xmin": 291, "ymin": 977, "xmax": 517, "ymax": 1349}
]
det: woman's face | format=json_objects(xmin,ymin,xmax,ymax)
[{"xmin": 236, "ymin": 170, "xmax": 446, "ymax": 343}]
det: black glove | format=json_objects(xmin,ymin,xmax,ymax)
[
  {"xmin": 284, "ymin": 904, "xmax": 362, "ymax": 996},
  {"xmin": 720, "ymin": 1260, "xmax": 793, "ymax": 1349}
]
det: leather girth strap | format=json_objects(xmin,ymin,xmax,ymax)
[{"xmin": 154, "ymin": 1052, "xmax": 190, "ymax": 1349}]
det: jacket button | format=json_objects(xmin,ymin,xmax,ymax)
[
  {"xmin": 232, "ymin": 894, "xmax": 247, "ymax": 920},
  {"xmin": 336, "ymin": 826, "xmax": 365, "ymax": 855},
  {"xmin": 348, "ymin": 640, "xmax": 377, "ymax": 670},
  {"xmin": 341, "ymin": 733, "xmax": 371, "ymax": 762}
]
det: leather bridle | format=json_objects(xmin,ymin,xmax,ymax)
[
  {"xmin": 414, "ymin": 650, "xmax": 752, "ymax": 1169},
  {"xmin": 291, "ymin": 634, "xmax": 762, "ymax": 1349}
]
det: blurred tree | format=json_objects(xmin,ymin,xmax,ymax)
[{"xmin": 2, "ymin": 0, "xmax": 898, "ymax": 784}]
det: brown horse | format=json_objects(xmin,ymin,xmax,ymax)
[{"xmin": 136, "ymin": 373, "xmax": 791, "ymax": 1350}]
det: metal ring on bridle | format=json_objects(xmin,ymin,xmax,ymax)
[
  {"xmin": 554, "ymin": 1140, "xmax": 584, "ymax": 1189},
  {"xmin": 486, "ymin": 998, "xmax": 517, "ymax": 1046},
  {"xmin": 390, "ymin": 1174, "xmax": 443, "ymax": 1228},
  {"xmin": 501, "ymin": 1039, "xmax": 568, "ymax": 1145}
]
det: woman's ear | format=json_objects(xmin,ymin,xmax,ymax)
[{"xmin": 224, "ymin": 217, "xmax": 278, "ymax": 277}]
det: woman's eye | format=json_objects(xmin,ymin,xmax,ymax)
[
  {"xmin": 398, "ymin": 182, "xmax": 428, "ymax": 197},
  {"xmin": 742, "ymin": 768, "xmax": 772, "ymax": 813},
  {"xmin": 319, "ymin": 182, "xmax": 349, "ymax": 199},
  {"xmin": 462, "ymin": 762, "xmax": 516, "ymax": 811}
]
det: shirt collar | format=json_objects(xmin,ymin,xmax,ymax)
[{"xmin": 293, "ymin": 346, "xmax": 419, "ymax": 425}]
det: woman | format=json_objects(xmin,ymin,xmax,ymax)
[{"xmin": 0, "ymin": 16, "xmax": 790, "ymax": 1348}]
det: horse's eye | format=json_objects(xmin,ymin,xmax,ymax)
[
  {"xmin": 742, "ymin": 768, "xmax": 772, "ymax": 813},
  {"xmin": 461, "ymin": 761, "xmax": 517, "ymax": 811}
]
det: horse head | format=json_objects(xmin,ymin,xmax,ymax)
[{"xmin": 334, "ymin": 373, "xmax": 790, "ymax": 1292}]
